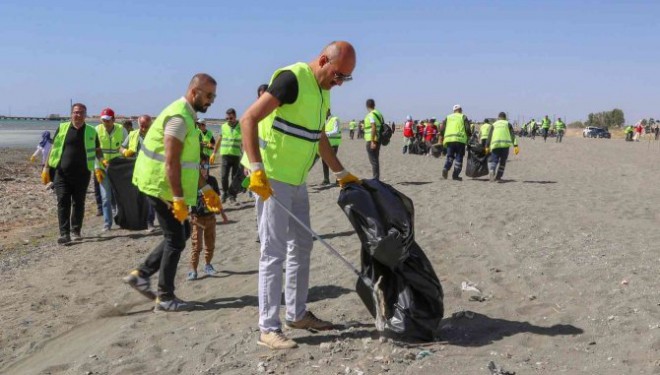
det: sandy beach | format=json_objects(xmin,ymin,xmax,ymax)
[{"xmin": 1, "ymin": 131, "xmax": 659, "ymax": 374}]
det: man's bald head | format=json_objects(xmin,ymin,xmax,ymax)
[
  {"xmin": 188, "ymin": 73, "xmax": 217, "ymax": 90},
  {"xmin": 186, "ymin": 73, "xmax": 217, "ymax": 113},
  {"xmin": 312, "ymin": 41, "xmax": 356, "ymax": 90}
]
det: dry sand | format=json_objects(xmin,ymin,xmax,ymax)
[{"xmin": 1, "ymin": 132, "xmax": 660, "ymax": 375}]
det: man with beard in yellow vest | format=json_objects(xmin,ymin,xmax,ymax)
[
  {"xmin": 241, "ymin": 41, "xmax": 360, "ymax": 350},
  {"xmin": 485, "ymin": 112, "xmax": 519, "ymax": 182},
  {"xmin": 123, "ymin": 73, "xmax": 222, "ymax": 312}
]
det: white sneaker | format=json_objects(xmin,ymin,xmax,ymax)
[{"xmin": 258, "ymin": 330, "xmax": 297, "ymax": 349}]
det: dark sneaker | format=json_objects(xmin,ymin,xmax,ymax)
[
  {"xmin": 71, "ymin": 231, "xmax": 82, "ymax": 241},
  {"xmin": 441, "ymin": 169, "xmax": 448, "ymax": 179},
  {"xmin": 285, "ymin": 311, "xmax": 334, "ymax": 331},
  {"xmin": 258, "ymin": 330, "xmax": 298, "ymax": 350},
  {"xmin": 321, "ymin": 179, "xmax": 330, "ymax": 185},
  {"xmin": 57, "ymin": 235, "xmax": 71, "ymax": 245},
  {"xmin": 123, "ymin": 270, "xmax": 156, "ymax": 300},
  {"xmin": 452, "ymin": 176, "xmax": 463, "ymax": 181},
  {"xmin": 154, "ymin": 297, "xmax": 192, "ymax": 312}
]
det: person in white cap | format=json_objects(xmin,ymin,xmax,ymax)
[{"xmin": 438, "ymin": 104, "xmax": 472, "ymax": 181}]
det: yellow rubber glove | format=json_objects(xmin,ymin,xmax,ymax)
[
  {"xmin": 171, "ymin": 197, "xmax": 189, "ymax": 223},
  {"xmin": 122, "ymin": 149, "xmax": 135, "ymax": 157},
  {"xmin": 30, "ymin": 155, "xmax": 36, "ymax": 163},
  {"xmin": 335, "ymin": 170, "xmax": 361, "ymax": 188},
  {"xmin": 249, "ymin": 168, "xmax": 273, "ymax": 201},
  {"xmin": 209, "ymin": 153, "xmax": 216, "ymax": 165},
  {"xmin": 102, "ymin": 159, "xmax": 109, "ymax": 168},
  {"xmin": 484, "ymin": 147, "xmax": 490, "ymax": 155},
  {"xmin": 514, "ymin": 146, "xmax": 520, "ymax": 155},
  {"xmin": 41, "ymin": 168, "xmax": 51, "ymax": 185},
  {"xmin": 95, "ymin": 168, "xmax": 105, "ymax": 184},
  {"xmin": 200, "ymin": 185, "xmax": 222, "ymax": 213}
]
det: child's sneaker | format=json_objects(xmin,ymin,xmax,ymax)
[
  {"xmin": 187, "ymin": 271, "xmax": 197, "ymax": 281},
  {"xmin": 204, "ymin": 264, "xmax": 217, "ymax": 276}
]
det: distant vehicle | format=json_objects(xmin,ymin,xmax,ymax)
[
  {"xmin": 596, "ymin": 128, "xmax": 611, "ymax": 139},
  {"xmin": 583, "ymin": 126, "xmax": 610, "ymax": 138}
]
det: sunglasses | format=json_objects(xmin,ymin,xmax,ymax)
[{"xmin": 326, "ymin": 57, "xmax": 353, "ymax": 82}]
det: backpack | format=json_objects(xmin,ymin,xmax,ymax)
[{"xmin": 374, "ymin": 112, "xmax": 392, "ymax": 146}]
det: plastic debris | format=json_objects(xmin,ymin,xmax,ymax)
[{"xmin": 488, "ymin": 360, "xmax": 516, "ymax": 375}]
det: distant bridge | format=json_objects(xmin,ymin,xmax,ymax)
[{"xmin": 0, "ymin": 116, "xmax": 67, "ymax": 121}]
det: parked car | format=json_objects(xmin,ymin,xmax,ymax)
[
  {"xmin": 583, "ymin": 126, "xmax": 600, "ymax": 137},
  {"xmin": 583, "ymin": 127, "xmax": 611, "ymax": 138},
  {"xmin": 596, "ymin": 128, "xmax": 611, "ymax": 138}
]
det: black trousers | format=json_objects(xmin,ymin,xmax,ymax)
[
  {"xmin": 138, "ymin": 196, "xmax": 191, "ymax": 299},
  {"xmin": 221, "ymin": 155, "xmax": 241, "ymax": 198},
  {"xmin": 54, "ymin": 169, "xmax": 91, "ymax": 236},
  {"xmin": 366, "ymin": 142, "xmax": 381, "ymax": 180},
  {"xmin": 322, "ymin": 146, "xmax": 339, "ymax": 182}
]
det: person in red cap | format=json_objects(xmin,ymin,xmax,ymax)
[{"xmin": 96, "ymin": 107, "xmax": 128, "ymax": 231}]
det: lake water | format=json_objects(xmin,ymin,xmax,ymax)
[{"xmin": 0, "ymin": 119, "xmax": 222, "ymax": 148}]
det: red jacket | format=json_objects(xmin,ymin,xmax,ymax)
[
  {"xmin": 424, "ymin": 124, "xmax": 438, "ymax": 142},
  {"xmin": 403, "ymin": 120, "xmax": 414, "ymax": 138}
]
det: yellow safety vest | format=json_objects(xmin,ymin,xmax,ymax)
[
  {"xmin": 127, "ymin": 130, "xmax": 142, "ymax": 153},
  {"xmin": 48, "ymin": 122, "xmax": 97, "ymax": 172},
  {"xmin": 96, "ymin": 124, "xmax": 125, "ymax": 161},
  {"xmin": 490, "ymin": 120, "xmax": 518, "ymax": 150},
  {"xmin": 443, "ymin": 113, "xmax": 467, "ymax": 145},
  {"xmin": 479, "ymin": 123, "xmax": 492, "ymax": 141},
  {"xmin": 220, "ymin": 122, "xmax": 242, "ymax": 156},
  {"xmin": 325, "ymin": 116, "xmax": 342, "ymax": 147},
  {"xmin": 200, "ymin": 130, "xmax": 214, "ymax": 157},
  {"xmin": 364, "ymin": 110, "xmax": 383, "ymax": 142},
  {"xmin": 133, "ymin": 98, "xmax": 200, "ymax": 205},
  {"xmin": 244, "ymin": 62, "xmax": 329, "ymax": 185}
]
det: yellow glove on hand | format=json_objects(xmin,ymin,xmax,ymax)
[
  {"xmin": 122, "ymin": 149, "xmax": 135, "ymax": 157},
  {"xmin": 248, "ymin": 166, "xmax": 273, "ymax": 201},
  {"xmin": 95, "ymin": 168, "xmax": 105, "ymax": 184},
  {"xmin": 171, "ymin": 197, "xmax": 189, "ymax": 223},
  {"xmin": 200, "ymin": 185, "xmax": 222, "ymax": 213},
  {"xmin": 102, "ymin": 159, "xmax": 109, "ymax": 168},
  {"xmin": 484, "ymin": 147, "xmax": 490, "ymax": 155},
  {"xmin": 514, "ymin": 146, "xmax": 520, "ymax": 155},
  {"xmin": 41, "ymin": 168, "xmax": 51, "ymax": 185},
  {"xmin": 209, "ymin": 153, "xmax": 216, "ymax": 165},
  {"xmin": 30, "ymin": 155, "xmax": 36, "ymax": 163},
  {"xmin": 335, "ymin": 170, "xmax": 361, "ymax": 188}
]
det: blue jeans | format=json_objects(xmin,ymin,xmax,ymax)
[
  {"xmin": 443, "ymin": 142, "xmax": 466, "ymax": 178},
  {"xmin": 99, "ymin": 177, "xmax": 115, "ymax": 229},
  {"xmin": 488, "ymin": 147, "xmax": 509, "ymax": 179}
]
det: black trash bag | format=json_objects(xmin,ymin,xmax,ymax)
[
  {"xmin": 430, "ymin": 144, "xmax": 443, "ymax": 158},
  {"xmin": 107, "ymin": 158, "xmax": 150, "ymax": 230},
  {"xmin": 466, "ymin": 141, "xmax": 489, "ymax": 178},
  {"xmin": 338, "ymin": 180, "xmax": 444, "ymax": 342}
]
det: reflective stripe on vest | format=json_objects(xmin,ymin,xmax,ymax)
[
  {"xmin": 220, "ymin": 122, "xmax": 242, "ymax": 156},
  {"xmin": 96, "ymin": 124, "xmax": 125, "ymax": 161},
  {"xmin": 364, "ymin": 110, "xmax": 383, "ymax": 142},
  {"xmin": 132, "ymin": 98, "xmax": 200, "ymax": 205},
  {"xmin": 443, "ymin": 113, "xmax": 467, "ymax": 145},
  {"xmin": 257, "ymin": 62, "xmax": 330, "ymax": 185},
  {"xmin": 48, "ymin": 122, "xmax": 97, "ymax": 172},
  {"xmin": 490, "ymin": 120, "xmax": 516, "ymax": 149}
]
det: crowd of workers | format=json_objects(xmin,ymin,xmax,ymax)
[{"xmin": 32, "ymin": 39, "xmax": 656, "ymax": 351}]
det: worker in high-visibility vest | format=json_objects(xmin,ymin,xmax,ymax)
[
  {"xmin": 123, "ymin": 73, "xmax": 222, "ymax": 312},
  {"xmin": 42, "ymin": 103, "xmax": 103, "ymax": 244},
  {"xmin": 241, "ymin": 41, "xmax": 360, "ymax": 350},
  {"xmin": 485, "ymin": 112, "xmax": 519, "ymax": 182},
  {"xmin": 321, "ymin": 109, "xmax": 342, "ymax": 184},
  {"xmin": 96, "ymin": 107, "xmax": 128, "ymax": 231},
  {"xmin": 439, "ymin": 104, "xmax": 472, "ymax": 181}
]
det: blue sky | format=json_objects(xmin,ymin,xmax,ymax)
[{"xmin": 1, "ymin": 0, "xmax": 658, "ymax": 124}]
